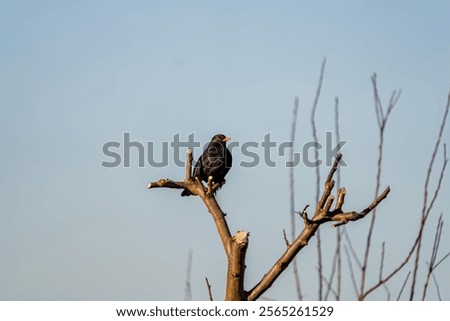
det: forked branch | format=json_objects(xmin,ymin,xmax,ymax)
[
  {"xmin": 148, "ymin": 148, "xmax": 233, "ymax": 257},
  {"xmin": 246, "ymin": 154, "xmax": 390, "ymax": 300}
]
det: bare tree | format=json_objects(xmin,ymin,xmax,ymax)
[
  {"xmin": 147, "ymin": 63, "xmax": 449, "ymax": 300},
  {"xmin": 148, "ymin": 150, "xmax": 389, "ymax": 300}
]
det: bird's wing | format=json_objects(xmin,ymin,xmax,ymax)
[
  {"xmin": 192, "ymin": 156, "xmax": 203, "ymax": 178},
  {"xmin": 202, "ymin": 143, "xmax": 226, "ymax": 170}
]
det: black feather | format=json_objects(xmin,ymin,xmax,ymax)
[{"xmin": 181, "ymin": 134, "xmax": 232, "ymax": 196}]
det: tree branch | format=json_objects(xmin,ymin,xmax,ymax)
[
  {"xmin": 360, "ymin": 74, "xmax": 400, "ymax": 299},
  {"xmin": 148, "ymin": 149, "xmax": 233, "ymax": 257},
  {"xmin": 246, "ymin": 154, "xmax": 390, "ymax": 301}
]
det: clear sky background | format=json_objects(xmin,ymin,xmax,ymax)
[{"xmin": 1, "ymin": 1, "xmax": 449, "ymax": 300}]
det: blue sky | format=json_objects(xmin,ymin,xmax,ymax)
[{"xmin": 0, "ymin": 1, "xmax": 449, "ymax": 300}]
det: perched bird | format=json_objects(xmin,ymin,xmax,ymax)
[{"xmin": 181, "ymin": 134, "xmax": 232, "ymax": 196}]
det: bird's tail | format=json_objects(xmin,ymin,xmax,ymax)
[{"xmin": 181, "ymin": 189, "xmax": 193, "ymax": 197}]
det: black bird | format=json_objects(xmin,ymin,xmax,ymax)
[{"xmin": 181, "ymin": 134, "xmax": 232, "ymax": 196}]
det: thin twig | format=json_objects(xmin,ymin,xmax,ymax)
[
  {"xmin": 344, "ymin": 245, "xmax": 359, "ymax": 298},
  {"xmin": 383, "ymin": 284, "xmax": 391, "ymax": 301},
  {"xmin": 334, "ymin": 97, "xmax": 341, "ymax": 189},
  {"xmin": 325, "ymin": 226, "xmax": 344, "ymax": 300},
  {"xmin": 185, "ymin": 249, "xmax": 193, "ymax": 301},
  {"xmin": 311, "ymin": 58, "xmax": 327, "ymax": 201},
  {"xmin": 424, "ymin": 145, "xmax": 448, "ymax": 220},
  {"xmin": 396, "ymin": 271, "xmax": 411, "ymax": 301},
  {"xmin": 334, "ymin": 97, "xmax": 342, "ymax": 300},
  {"xmin": 422, "ymin": 214, "xmax": 448, "ymax": 300},
  {"xmin": 343, "ymin": 229, "xmax": 362, "ymax": 269},
  {"xmin": 324, "ymin": 261, "xmax": 336, "ymax": 301},
  {"xmin": 282, "ymin": 229, "xmax": 290, "ymax": 247},
  {"xmin": 433, "ymin": 251, "xmax": 450, "ymax": 270},
  {"xmin": 379, "ymin": 242, "xmax": 385, "ymax": 282},
  {"xmin": 289, "ymin": 97, "xmax": 302, "ymax": 300},
  {"xmin": 360, "ymin": 74, "xmax": 400, "ymax": 300},
  {"xmin": 205, "ymin": 277, "xmax": 214, "ymax": 301},
  {"xmin": 431, "ymin": 272, "xmax": 443, "ymax": 301},
  {"xmin": 320, "ymin": 269, "xmax": 339, "ymax": 299},
  {"xmin": 311, "ymin": 57, "xmax": 326, "ymax": 300}
]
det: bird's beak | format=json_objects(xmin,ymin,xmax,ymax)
[{"xmin": 222, "ymin": 136, "xmax": 231, "ymax": 142}]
